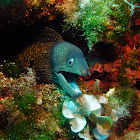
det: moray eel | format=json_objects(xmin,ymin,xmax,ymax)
[{"xmin": 16, "ymin": 27, "xmax": 89, "ymax": 97}]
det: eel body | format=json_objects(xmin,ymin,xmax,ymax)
[{"xmin": 16, "ymin": 27, "xmax": 89, "ymax": 97}]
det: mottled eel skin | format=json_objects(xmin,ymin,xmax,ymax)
[{"xmin": 16, "ymin": 27, "xmax": 89, "ymax": 97}]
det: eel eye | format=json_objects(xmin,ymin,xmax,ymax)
[{"xmin": 68, "ymin": 58, "xmax": 74, "ymax": 67}]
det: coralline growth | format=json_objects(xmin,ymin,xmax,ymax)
[
  {"xmin": 0, "ymin": 60, "xmax": 139, "ymax": 139},
  {"xmin": 0, "ymin": 62, "xmax": 69, "ymax": 139},
  {"xmin": 17, "ymin": 0, "xmax": 139, "ymax": 51},
  {"xmin": 61, "ymin": 0, "xmax": 139, "ymax": 50}
]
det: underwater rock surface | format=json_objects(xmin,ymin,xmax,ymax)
[
  {"xmin": 0, "ymin": 61, "xmax": 139, "ymax": 139},
  {"xmin": 0, "ymin": 0, "xmax": 140, "ymax": 139}
]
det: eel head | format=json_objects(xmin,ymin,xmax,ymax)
[{"xmin": 51, "ymin": 41, "xmax": 90, "ymax": 97}]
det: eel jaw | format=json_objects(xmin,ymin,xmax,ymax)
[{"xmin": 54, "ymin": 71, "xmax": 82, "ymax": 97}]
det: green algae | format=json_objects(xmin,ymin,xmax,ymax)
[
  {"xmin": 31, "ymin": 126, "xmax": 57, "ymax": 140},
  {"xmin": 14, "ymin": 90, "xmax": 36, "ymax": 115},
  {"xmin": 108, "ymin": 86, "xmax": 138, "ymax": 118},
  {"xmin": 6, "ymin": 118, "xmax": 56, "ymax": 140},
  {"xmin": 64, "ymin": 0, "xmax": 133, "ymax": 50},
  {"xmin": 1, "ymin": 61, "xmax": 21, "ymax": 78},
  {"xmin": 5, "ymin": 87, "xmax": 67, "ymax": 140},
  {"xmin": 7, "ymin": 119, "xmax": 35, "ymax": 140},
  {"xmin": 115, "ymin": 87, "xmax": 137, "ymax": 105},
  {"xmin": 51, "ymin": 104, "xmax": 66, "ymax": 126},
  {"xmin": 117, "ymin": 64, "xmax": 130, "ymax": 86}
]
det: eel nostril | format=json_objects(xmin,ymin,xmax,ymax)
[{"xmin": 81, "ymin": 69, "xmax": 89, "ymax": 77}]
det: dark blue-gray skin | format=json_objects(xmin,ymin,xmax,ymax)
[{"xmin": 16, "ymin": 27, "xmax": 89, "ymax": 97}]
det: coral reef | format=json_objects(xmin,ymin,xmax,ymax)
[
  {"xmin": 74, "ymin": 14, "xmax": 140, "ymax": 139},
  {"xmin": 24, "ymin": 0, "xmax": 62, "ymax": 23},
  {"xmin": 0, "ymin": 1, "xmax": 140, "ymax": 139},
  {"xmin": 61, "ymin": 0, "xmax": 137, "ymax": 50},
  {"xmin": 0, "ymin": 66, "xmax": 70, "ymax": 139},
  {"xmin": 85, "ymin": 50, "xmax": 140, "ymax": 89},
  {"xmin": 62, "ymin": 93, "xmax": 114, "ymax": 139},
  {"xmin": 1, "ymin": 61, "xmax": 21, "ymax": 78},
  {"xmin": 6, "ymin": 0, "xmax": 139, "ymax": 52},
  {"xmin": 0, "ymin": 60, "xmax": 139, "ymax": 139}
]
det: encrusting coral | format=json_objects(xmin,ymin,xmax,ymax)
[
  {"xmin": 16, "ymin": 0, "xmax": 139, "ymax": 50},
  {"xmin": 0, "ymin": 0, "xmax": 139, "ymax": 139},
  {"xmin": 0, "ymin": 59, "xmax": 139, "ymax": 140},
  {"xmin": 0, "ymin": 62, "xmax": 70, "ymax": 139}
]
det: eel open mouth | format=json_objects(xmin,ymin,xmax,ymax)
[
  {"xmin": 54, "ymin": 71, "xmax": 82, "ymax": 97},
  {"xmin": 61, "ymin": 72, "xmax": 82, "ymax": 93}
]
